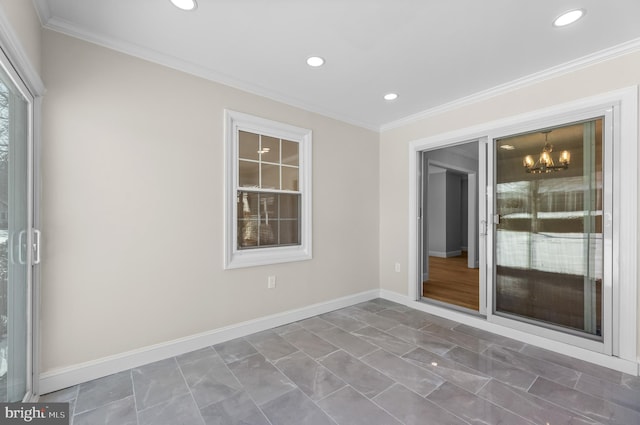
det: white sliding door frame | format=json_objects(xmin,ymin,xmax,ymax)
[
  {"xmin": 478, "ymin": 139, "xmax": 488, "ymax": 316},
  {"xmin": 407, "ymin": 86, "xmax": 638, "ymax": 371},
  {"xmin": 0, "ymin": 8, "xmax": 45, "ymax": 401},
  {"xmin": 486, "ymin": 108, "xmax": 614, "ymax": 354}
]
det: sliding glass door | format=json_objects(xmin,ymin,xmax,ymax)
[
  {"xmin": 493, "ymin": 118, "xmax": 608, "ymax": 343},
  {"xmin": 411, "ymin": 92, "xmax": 635, "ymax": 361},
  {"xmin": 0, "ymin": 53, "xmax": 34, "ymax": 402}
]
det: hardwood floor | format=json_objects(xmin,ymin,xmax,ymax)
[{"xmin": 423, "ymin": 253, "xmax": 479, "ymax": 311}]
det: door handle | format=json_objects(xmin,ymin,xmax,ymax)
[
  {"xmin": 33, "ymin": 229, "xmax": 41, "ymax": 265},
  {"xmin": 8, "ymin": 231, "xmax": 14, "ymax": 264},
  {"xmin": 18, "ymin": 229, "xmax": 26, "ymax": 265}
]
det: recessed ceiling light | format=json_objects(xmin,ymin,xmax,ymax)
[
  {"xmin": 500, "ymin": 144, "xmax": 516, "ymax": 150},
  {"xmin": 384, "ymin": 93, "xmax": 399, "ymax": 101},
  {"xmin": 553, "ymin": 9, "xmax": 585, "ymax": 27},
  {"xmin": 306, "ymin": 56, "xmax": 325, "ymax": 67},
  {"xmin": 170, "ymin": 0, "xmax": 197, "ymax": 11}
]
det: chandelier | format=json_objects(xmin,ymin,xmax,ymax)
[{"xmin": 523, "ymin": 131, "xmax": 570, "ymax": 174}]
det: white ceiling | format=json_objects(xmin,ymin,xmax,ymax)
[{"xmin": 33, "ymin": 0, "xmax": 640, "ymax": 130}]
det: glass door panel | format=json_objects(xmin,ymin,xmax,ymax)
[
  {"xmin": 0, "ymin": 64, "xmax": 30, "ymax": 401},
  {"xmin": 494, "ymin": 118, "xmax": 603, "ymax": 339},
  {"xmin": 420, "ymin": 142, "xmax": 481, "ymax": 312}
]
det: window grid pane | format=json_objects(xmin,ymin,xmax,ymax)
[
  {"xmin": 239, "ymin": 130, "xmax": 299, "ymax": 192},
  {"xmin": 282, "ymin": 139, "xmax": 299, "ymax": 166},
  {"xmin": 237, "ymin": 190, "xmax": 301, "ymax": 250},
  {"xmin": 238, "ymin": 131, "xmax": 259, "ymax": 161},
  {"xmin": 238, "ymin": 160, "xmax": 259, "ymax": 188}
]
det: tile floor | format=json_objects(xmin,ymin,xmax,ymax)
[{"xmin": 40, "ymin": 298, "xmax": 640, "ymax": 425}]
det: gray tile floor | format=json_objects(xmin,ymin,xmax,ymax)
[{"xmin": 40, "ymin": 299, "xmax": 640, "ymax": 425}]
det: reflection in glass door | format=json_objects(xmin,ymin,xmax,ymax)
[
  {"xmin": 494, "ymin": 118, "xmax": 605, "ymax": 339},
  {"xmin": 0, "ymin": 59, "xmax": 31, "ymax": 401}
]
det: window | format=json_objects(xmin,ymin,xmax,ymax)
[{"xmin": 224, "ymin": 110, "xmax": 312, "ymax": 269}]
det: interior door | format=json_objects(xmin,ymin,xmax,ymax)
[{"xmin": 0, "ymin": 52, "xmax": 34, "ymax": 402}]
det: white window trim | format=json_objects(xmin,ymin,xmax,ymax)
[
  {"xmin": 407, "ymin": 86, "xmax": 638, "ymax": 371},
  {"xmin": 224, "ymin": 110, "xmax": 312, "ymax": 269}
]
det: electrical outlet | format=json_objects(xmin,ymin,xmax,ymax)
[
  {"xmin": 394, "ymin": 262, "xmax": 401, "ymax": 273},
  {"xmin": 267, "ymin": 276, "xmax": 276, "ymax": 289}
]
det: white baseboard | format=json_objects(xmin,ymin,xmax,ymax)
[
  {"xmin": 41, "ymin": 287, "xmax": 639, "ymax": 395},
  {"xmin": 379, "ymin": 289, "xmax": 639, "ymax": 376},
  {"xmin": 429, "ymin": 250, "xmax": 462, "ymax": 258},
  {"xmin": 39, "ymin": 289, "xmax": 380, "ymax": 395},
  {"xmin": 379, "ymin": 289, "xmax": 413, "ymax": 305}
]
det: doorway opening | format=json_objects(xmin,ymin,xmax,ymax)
[{"xmin": 420, "ymin": 141, "xmax": 481, "ymax": 312}]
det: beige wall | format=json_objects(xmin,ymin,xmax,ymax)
[
  {"xmin": 379, "ymin": 51, "xmax": 640, "ymax": 353},
  {"xmin": 40, "ymin": 30, "xmax": 379, "ymax": 372},
  {"xmin": 0, "ymin": 0, "xmax": 41, "ymax": 75}
]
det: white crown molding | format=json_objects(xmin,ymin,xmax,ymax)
[
  {"xmin": 31, "ymin": 4, "xmax": 640, "ymax": 134},
  {"xmin": 0, "ymin": 2, "xmax": 45, "ymax": 96},
  {"xmin": 40, "ymin": 16, "xmax": 380, "ymax": 132},
  {"xmin": 39, "ymin": 289, "xmax": 380, "ymax": 395},
  {"xmin": 380, "ymin": 37, "xmax": 640, "ymax": 132},
  {"xmin": 32, "ymin": 0, "xmax": 52, "ymax": 26}
]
